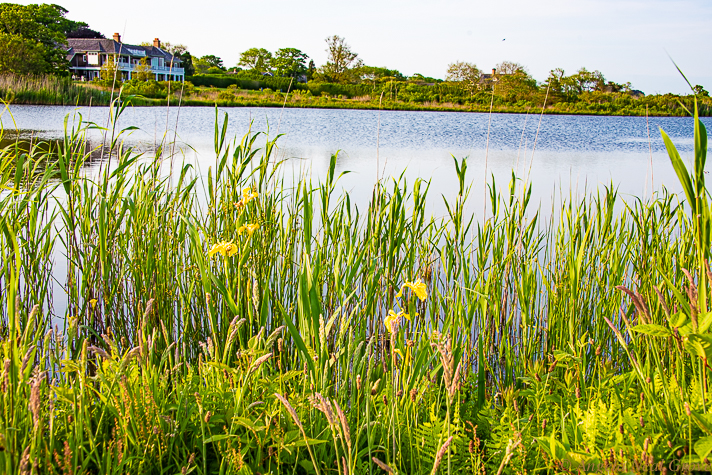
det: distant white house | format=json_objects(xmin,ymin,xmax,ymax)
[{"xmin": 66, "ymin": 33, "xmax": 184, "ymax": 82}]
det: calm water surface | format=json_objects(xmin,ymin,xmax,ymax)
[
  {"xmin": 2, "ymin": 104, "xmax": 710, "ymax": 212},
  {"xmin": 7, "ymin": 105, "xmax": 709, "ymax": 321}
]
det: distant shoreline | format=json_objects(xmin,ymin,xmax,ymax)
[{"xmin": 55, "ymin": 96, "xmax": 712, "ymax": 118}]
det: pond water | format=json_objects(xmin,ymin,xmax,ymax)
[
  {"xmin": 2, "ymin": 104, "xmax": 710, "ymax": 215},
  {"xmin": 5, "ymin": 104, "xmax": 709, "ymax": 323}
]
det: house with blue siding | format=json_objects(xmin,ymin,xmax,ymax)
[{"xmin": 66, "ymin": 34, "xmax": 184, "ymax": 82}]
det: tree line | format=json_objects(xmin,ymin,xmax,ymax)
[{"xmin": 0, "ymin": 2, "xmax": 708, "ymax": 113}]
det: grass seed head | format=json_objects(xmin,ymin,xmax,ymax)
[
  {"xmin": 19, "ymin": 446, "xmax": 30, "ymax": 475},
  {"xmin": 372, "ymin": 457, "xmax": 394, "ymax": 473},
  {"xmin": 431, "ymin": 436, "xmax": 453, "ymax": 474},
  {"xmin": 371, "ymin": 378, "xmax": 381, "ymax": 395}
]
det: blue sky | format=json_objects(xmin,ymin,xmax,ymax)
[{"xmin": 48, "ymin": 0, "xmax": 711, "ymax": 94}]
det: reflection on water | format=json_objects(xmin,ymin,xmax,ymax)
[
  {"xmin": 1, "ymin": 104, "xmax": 709, "ymax": 213},
  {"xmin": 4, "ymin": 105, "xmax": 707, "ymax": 323}
]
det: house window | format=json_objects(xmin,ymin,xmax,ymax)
[
  {"xmin": 87, "ymin": 52, "xmax": 99, "ymax": 65},
  {"xmin": 82, "ymin": 54, "xmax": 87, "ymax": 62}
]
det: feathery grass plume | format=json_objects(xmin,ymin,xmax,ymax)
[
  {"xmin": 275, "ymin": 392, "xmax": 321, "ymax": 475},
  {"xmin": 265, "ymin": 325, "xmax": 286, "ymax": 348},
  {"xmin": 615, "ymin": 285, "xmax": 651, "ymax": 324},
  {"xmin": 274, "ymin": 393, "xmax": 303, "ymax": 430},
  {"xmin": 333, "ymin": 399, "xmax": 352, "ymax": 451},
  {"xmin": 604, "ymin": 317, "xmax": 627, "ymax": 348},
  {"xmin": 313, "ymin": 392, "xmax": 337, "ymax": 426},
  {"xmin": 682, "ymin": 268, "xmax": 699, "ymax": 328},
  {"xmin": 1, "ymin": 358, "xmax": 9, "ymax": 393},
  {"xmin": 19, "ymin": 446, "xmax": 31, "ymax": 475},
  {"xmin": 431, "ymin": 334, "xmax": 454, "ymax": 390},
  {"xmin": 430, "ymin": 436, "xmax": 453, "ymax": 475},
  {"xmin": 448, "ymin": 361, "xmax": 462, "ymax": 398},
  {"xmin": 495, "ymin": 435, "xmax": 522, "ymax": 475},
  {"xmin": 88, "ymin": 345, "xmax": 111, "ymax": 360},
  {"xmin": 29, "ymin": 375, "xmax": 41, "ymax": 429},
  {"xmin": 248, "ymin": 352, "xmax": 272, "ymax": 374},
  {"xmin": 372, "ymin": 457, "xmax": 394, "ymax": 473}
]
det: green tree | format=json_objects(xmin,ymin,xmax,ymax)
[
  {"xmin": 0, "ymin": 32, "xmax": 46, "ymax": 74},
  {"xmin": 273, "ymin": 48, "xmax": 308, "ymax": 79},
  {"xmin": 446, "ymin": 61, "xmax": 481, "ymax": 96},
  {"xmin": 193, "ymin": 57, "xmax": 209, "ymax": 74},
  {"xmin": 307, "ymin": 59, "xmax": 315, "ymax": 81},
  {"xmin": 200, "ymin": 55, "xmax": 224, "ymax": 69},
  {"xmin": 238, "ymin": 48, "xmax": 273, "ymax": 74},
  {"xmin": 320, "ymin": 35, "xmax": 362, "ymax": 84},
  {"xmin": 565, "ymin": 67, "xmax": 606, "ymax": 94},
  {"xmin": 100, "ymin": 54, "xmax": 118, "ymax": 81},
  {"xmin": 361, "ymin": 66, "xmax": 405, "ymax": 82},
  {"xmin": 133, "ymin": 57, "xmax": 152, "ymax": 81},
  {"xmin": 153, "ymin": 42, "xmax": 194, "ymax": 76},
  {"xmin": 492, "ymin": 61, "xmax": 537, "ymax": 101},
  {"xmin": 66, "ymin": 26, "xmax": 104, "ymax": 39},
  {"xmin": 0, "ymin": 3, "xmax": 87, "ymax": 74},
  {"xmin": 178, "ymin": 52, "xmax": 194, "ymax": 76},
  {"xmin": 694, "ymin": 85, "xmax": 710, "ymax": 97}
]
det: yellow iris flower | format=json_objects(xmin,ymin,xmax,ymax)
[
  {"xmin": 396, "ymin": 278, "xmax": 428, "ymax": 301},
  {"xmin": 236, "ymin": 187, "xmax": 259, "ymax": 208},
  {"xmin": 384, "ymin": 309, "xmax": 410, "ymax": 333},
  {"xmin": 238, "ymin": 223, "xmax": 260, "ymax": 236},
  {"xmin": 89, "ymin": 298, "xmax": 98, "ymax": 309},
  {"xmin": 208, "ymin": 241, "xmax": 238, "ymax": 257}
]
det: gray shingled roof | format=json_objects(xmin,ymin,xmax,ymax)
[{"xmin": 66, "ymin": 38, "xmax": 179, "ymax": 63}]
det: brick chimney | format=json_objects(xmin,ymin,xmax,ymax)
[
  {"xmin": 113, "ymin": 32, "xmax": 121, "ymax": 43},
  {"xmin": 492, "ymin": 68, "xmax": 496, "ymax": 75},
  {"xmin": 153, "ymin": 38, "xmax": 161, "ymax": 48}
]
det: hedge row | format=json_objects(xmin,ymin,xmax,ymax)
[{"xmin": 187, "ymin": 75, "xmax": 377, "ymax": 98}]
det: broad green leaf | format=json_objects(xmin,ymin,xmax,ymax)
[
  {"xmin": 633, "ymin": 324, "xmax": 672, "ymax": 338},
  {"xmin": 699, "ymin": 312, "xmax": 712, "ymax": 333},
  {"xmin": 685, "ymin": 334, "xmax": 712, "ymax": 360},
  {"xmin": 203, "ymin": 434, "xmax": 235, "ymax": 444},
  {"xmin": 695, "ymin": 435, "xmax": 712, "ymax": 461},
  {"xmin": 661, "ymin": 129, "xmax": 695, "ymax": 213},
  {"xmin": 692, "ymin": 411, "xmax": 712, "ymax": 435}
]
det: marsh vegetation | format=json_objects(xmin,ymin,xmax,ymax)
[{"xmin": 0, "ymin": 101, "xmax": 711, "ymax": 474}]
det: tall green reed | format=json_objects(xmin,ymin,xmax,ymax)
[{"xmin": 0, "ymin": 97, "xmax": 709, "ymax": 474}]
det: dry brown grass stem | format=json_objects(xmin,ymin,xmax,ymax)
[{"xmin": 372, "ymin": 457, "xmax": 394, "ymax": 473}]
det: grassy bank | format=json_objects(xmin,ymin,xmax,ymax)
[
  {"xmin": 122, "ymin": 85, "xmax": 712, "ymax": 116},
  {"xmin": 1, "ymin": 72, "xmax": 710, "ymax": 117},
  {"xmin": 0, "ymin": 74, "xmax": 112, "ymax": 106},
  {"xmin": 0, "ymin": 101, "xmax": 711, "ymax": 474}
]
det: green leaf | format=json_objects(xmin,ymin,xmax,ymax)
[
  {"xmin": 695, "ymin": 435, "xmax": 712, "ymax": 461},
  {"xmin": 684, "ymin": 334, "xmax": 712, "ymax": 360},
  {"xmin": 670, "ymin": 311, "xmax": 688, "ymax": 329},
  {"xmin": 692, "ymin": 411, "xmax": 712, "ymax": 435},
  {"xmin": 661, "ymin": 129, "xmax": 695, "ymax": 213},
  {"xmin": 698, "ymin": 312, "xmax": 712, "ymax": 333},
  {"xmin": 203, "ymin": 434, "xmax": 235, "ymax": 444},
  {"xmin": 633, "ymin": 324, "xmax": 672, "ymax": 338}
]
